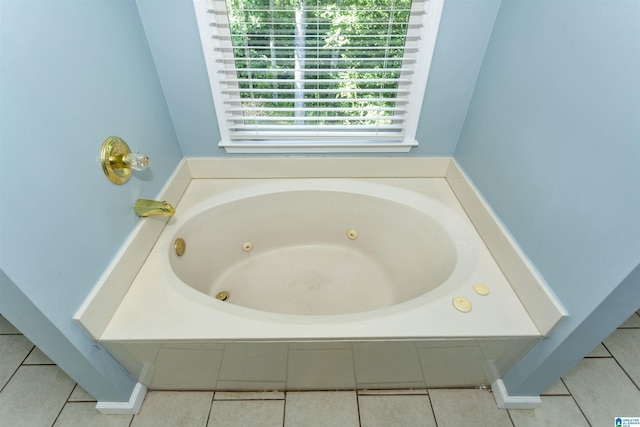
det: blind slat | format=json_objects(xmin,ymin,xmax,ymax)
[
  {"xmin": 217, "ymin": 68, "xmax": 414, "ymax": 74},
  {"xmin": 225, "ymin": 97, "xmax": 410, "ymax": 105},
  {"xmin": 229, "ymin": 131, "xmax": 406, "ymax": 141},
  {"xmin": 221, "ymin": 87, "xmax": 410, "ymax": 94},
  {"xmin": 220, "ymin": 78, "xmax": 412, "ymax": 85},
  {"xmin": 226, "ymin": 106, "xmax": 406, "ymax": 113},
  {"xmin": 229, "ymin": 116, "xmax": 405, "ymax": 124}
]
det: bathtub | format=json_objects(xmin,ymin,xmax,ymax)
[
  {"xmin": 92, "ymin": 175, "xmax": 545, "ymax": 390},
  {"xmin": 170, "ymin": 179, "xmax": 475, "ymax": 318}
]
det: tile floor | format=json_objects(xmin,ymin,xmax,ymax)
[{"xmin": 0, "ymin": 312, "xmax": 638, "ymax": 427}]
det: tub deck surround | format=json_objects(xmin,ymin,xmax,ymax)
[
  {"xmin": 73, "ymin": 159, "xmax": 191, "ymax": 340},
  {"xmin": 99, "ymin": 177, "xmax": 539, "ymax": 341},
  {"xmin": 74, "ymin": 157, "xmax": 567, "ymax": 392},
  {"xmin": 445, "ymin": 161, "xmax": 568, "ymax": 335}
]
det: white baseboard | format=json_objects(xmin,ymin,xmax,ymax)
[
  {"xmin": 96, "ymin": 382, "xmax": 147, "ymax": 415},
  {"xmin": 491, "ymin": 379, "xmax": 541, "ymax": 409}
]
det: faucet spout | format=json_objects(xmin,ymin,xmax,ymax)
[{"xmin": 134, "ymin": 199, "xmax": 175, "ymax": 217}]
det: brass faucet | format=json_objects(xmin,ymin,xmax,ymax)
[{"xmin": 134, "ymin": 199, "xmax": 175, "ymax": 217}]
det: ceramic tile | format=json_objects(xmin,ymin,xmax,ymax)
[
  {"xmin": 0, "ymin": 315, "xmax": 20, "ymax": 334},
  {"xmin": 54, "ymin": 402, "xmax": 132, "ymax": 427},
  {"xmin": 358, "ymin": 389, "xmax": 428, "ymax": 395},
  {"xmin": 287, "ymin": 348, "xmax": 355, "ymax": 389},
  {"xmin": 150, "ymin": 347, "xmax": 223, "ymax": 389},
  {"xmin": 131, "ymin": 391, "xmax": 213, "ymax": 427},
  {"xmin": 208, "ymin": 399, "xmax": 284, "ymax": 427},
  {"xmin": 562, "ymin": 358, "xmax": 640, "ymax": 427},
  {"xmin": 419, "ymin": 345, "xmax": 488, "ymax": 387},
  {"xmin": 0, "ymin": 365, "xmax": 75, "ymax": 427},
  {"xmin": 288, "ymin": 341, "xmax": 353, "ymax": 350},
  {"xmin": 217, "ymin": 343, "xmax": 287, "ymax": 385},
  {"xmin": 0, "ymin": 335, "xmax": 33, "ymax": 389},
  {"xmin": 214, "ymin": 380, "xmax": 287, "ymax": 390},
  {"xmin": 68, "ymin": 384, "xmax": 96, "ymax": 402},
  {"xmin": 284, "ymin": 392, "xmax": 359, "ymax": 427},
  {"xmin": 619, "ymin": 312, "xmax": 640, "ymax": 328},
  {"xmin": 359, "ymin": 395, "xmax": 437, "ymax": 427},
  {"xmin": 585, "ymin": 343, "xmax": 611, "ymax": 358},
  {"xmin": 509, "ymin": 396, "xmax": 589, "ymax": 427},
  {"xmin": 23, "ymin": 346, "xmax": 55, "ymax": 365},
  {"xmin": 603, "ymin": 328, "xmax": 640, "ymax": 387},
  {"xmin": 542, "ymin": 379, "xmax": 570, "ymax": 395},
  {"xmin": 429, "ymin": 389, "xmax": 513, "ymax": 427},
  {"xmin": 214, "ymin": 391, "xmax": 284, "ymax": 400},
  {"xmin": 353, "ymin": 342, "xmax": 425, "ymax": 388}
]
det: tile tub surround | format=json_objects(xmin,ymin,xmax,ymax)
[
  {"xmin": 101, "ymin": 338, "xmax": 539, "ymax": 391},
  {"xmin": 3, "ymin": 312, "xmax": 639, "ymax": 426},
  {"xmin": 73, "ymin": 158, "xmax": 566, "ymax": 395}
]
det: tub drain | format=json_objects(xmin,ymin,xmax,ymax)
[
  {"xmin": 216, "ymin": 291, "xmax": 230, "ymax": 301},
  {"xmin": 174, "ymin": 238, "xmax": 186, "ymax": 256}
]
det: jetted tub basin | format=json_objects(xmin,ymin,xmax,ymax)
[{"xmin": 168, "ymin": 179, "xmax": 474, "ymax": 316}]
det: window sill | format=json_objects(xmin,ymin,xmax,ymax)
[{"xmin": 219, "ymin": 140, "xmax": 418, "ymax": 154}]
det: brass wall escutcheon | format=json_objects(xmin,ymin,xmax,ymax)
[
  {"xmin": 100, "ymin": 136, "xmax": 150, "ymax": 185},
  {"xmin": 174, "ymin": 238, "xmax": 186, "ymax": 256}
]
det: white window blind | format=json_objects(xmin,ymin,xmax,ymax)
[{"xmin": 193, "ymin": 0, "xmax": 443, "ymax": 153}]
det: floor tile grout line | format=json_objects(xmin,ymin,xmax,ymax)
[
  {"xmin": 0, "ymin": 342, "xmax": 35, "ymax": 395},
  {"xmin": 602, "ymin": 340, "xmax": 640, "ymax": 392},
  {"xmin": 561, "ymin": 377, "xmax": 594, "ymax": 427},
  {"xmin": 204, "ymin": 391, "xmax": 215, "ymax": 427},
  {"xmin": 505, "ymin": 406, "xmax": 516, "ymax": 427},
  {"xmin": 570, "ymin": 391, "xmax": 594, "ymax": 427},
  {"xmin": 49, "ymin": 372, "xmax": 82, "ymax": 427},
  {"xmin": 282, "ymin": 391, "xmax": 289, "ymax": 427},
  {"xmin": 355, "ymin": 389, "xmax": 362, "ymax": 426},
  {"xmin": 426, "ymin": 393, "xmax": 439, "ymax": 427}
]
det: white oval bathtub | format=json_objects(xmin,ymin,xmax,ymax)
[
  {"xmin": 164, "ymin": 179, "xmax": 476, "ymax": 318},
  {"xmin": 94, "ymin": 176, "xmax": 544, "ymax": 391}
]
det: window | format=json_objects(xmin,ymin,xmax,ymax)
[{"xmin": 193, "ymin": 0, "xmax": 443, "ymax": 153}]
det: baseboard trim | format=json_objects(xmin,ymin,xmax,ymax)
[
  {"xmin": 491, "ymin": 379, "xmax": 541, "ymax": 409},
  {"xmin": 96, "ymin": 382, "xmax": 147, "ymax": 415}
]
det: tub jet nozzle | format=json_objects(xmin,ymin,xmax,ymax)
[{"xmin": 216, "ymin": 291, "xmax": 230, "ymax": 301}]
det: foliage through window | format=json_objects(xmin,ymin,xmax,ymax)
[{"xmin": 193, "ymin": 0, "xmax": 443, "ymax": 152}]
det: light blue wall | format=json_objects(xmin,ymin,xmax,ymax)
[
  {"xmin": 137, "ymin": 0, "xmax": 501, "ymax": 157},
  {"xmin": 135, "ymin": 0, "xmax": 221, "ymax": 157},
  {"xmin": 0, "ymin": 0, "xmax": 183, "ymax": 401},
  {"xmin": 415, "ymin": 0, "xmax": 501, "ymax": 155},
  {"xmin": 3, "ymin": 0, "xmax": 637, "ymax": 403},
  {"xmin": 455, "ymin": 0, "xmax": 640, "ymax": 395}
]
